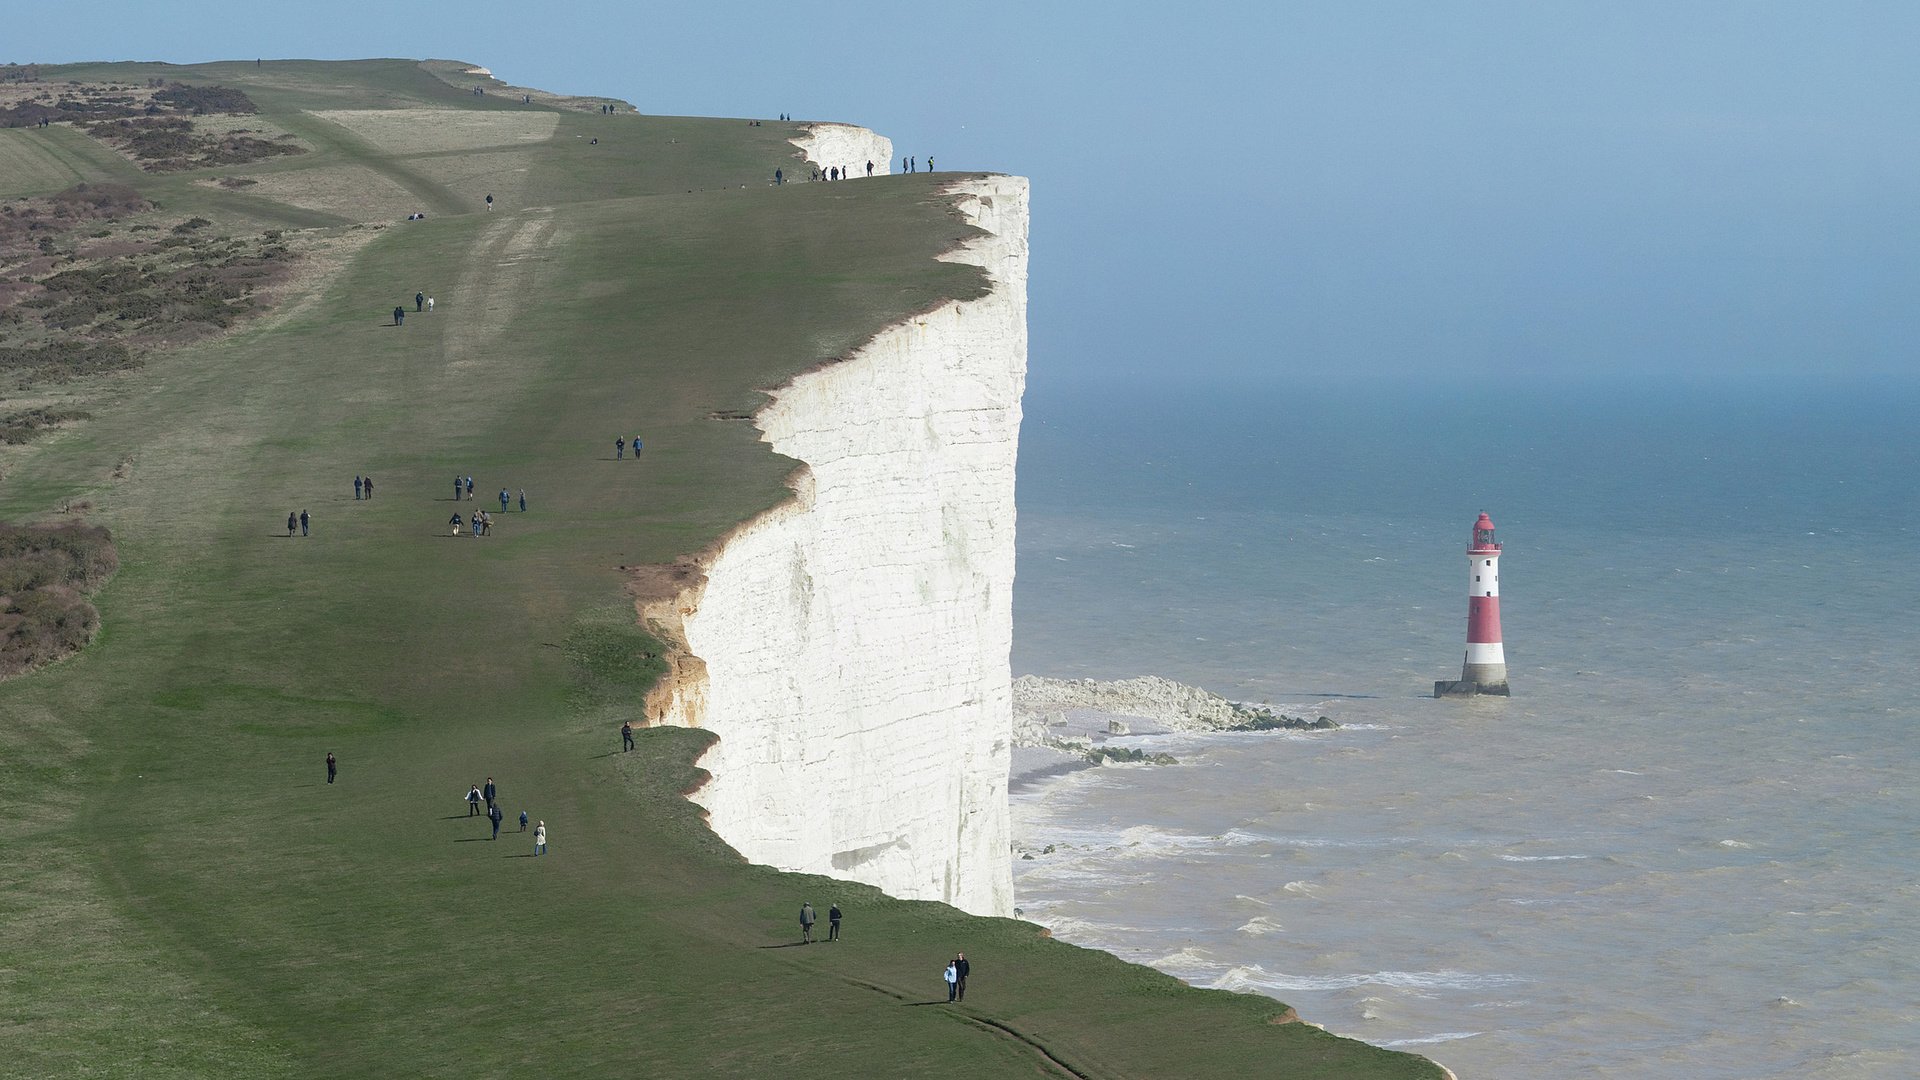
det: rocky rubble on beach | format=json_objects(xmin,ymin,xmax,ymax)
[
  {"xmin": 1008, "ymin": 675, "xmax": 1337, "ymax": 786},
  {"xmin": 1013, "ymin": 674, "xmax": 1336, "ymax": 740}
]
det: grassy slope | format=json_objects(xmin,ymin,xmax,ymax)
[{"xmin": 0, "ymin": 60, "xmax": 1443, "ymax": 1079}]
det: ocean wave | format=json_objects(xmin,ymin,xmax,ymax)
[
  {"xmin": 1281, "ymin": 880, "xmax": 1321, "ymax": 896},
  {"xmin": 1212, "ymin": 963, "xmax": 1526, "ymax": 994},
  {"xmin": 1380, "ymin": 1031, "xmax": 1484, "ymax": 1048},
  {"xmin": 1498, "ymin": 853, "xmax": 1592, "ymax": 862},
  {"xmin": 1150, "ymin": 945, "xmax": 1222, "ymax": 972},
  {"xmin": 1716, "ymin": 839, "xmax": 1753, "ymax": 849},
  {"xmin": 1235, "ymin": 915, "xmax": 1286, "ymax": 936}
]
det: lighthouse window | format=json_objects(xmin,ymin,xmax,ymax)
[
  {"xmin": 1484, "ymin": 559, "xmax": 1493, "ymax": 567},
  {"xmin": 1475, "ymin": 575, "xmax": 1481, "ymax": 582}
]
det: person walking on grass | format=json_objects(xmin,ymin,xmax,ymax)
[
  {"xmin": 363, "ymin": 476, "xmax": 373, "ymax": 499},
  {"xmin": 354, "ymin": 475, "xmax": 363, "ymax": 501},
  {"xmin": 499, "ymin": 488, "xmax": 511, "ymax": 513},
  {"xmin": 954, "ymin": 952, "xmax": 970, "ymax": 1001},
  {"xmin": 534, "ymin": 821, "xmax": 547, "ymax": 855},
  {"xmin": 415, "ymin": 291, "xmax": 424, "ymax": 313},
  {"xmin": 631, "ymin": 435, "xmax": 642, "ymax": 457},
  {"xmin": 470, "ymin": 511, "xmax": 482, "ymax": 538},
  {"xmin": 519, "ymin": 810, "xmax": 528, "ymax": 832},
  {"xmin": 450, "ymin": 512, "xmax": 463, "ymax": 536},
  {"xmin": 326, "ymin": 752, "xmax": 337, "ymax": 784},
  {"xmin": 299, "ymin": 509, "xmax": 310, "ymax": 537},
  {"xmin": 393, "ymin": 306, "xmax": 405, "ymax": 326},
  {"xmin": 486, "ymin": 193, "xmax": 494, "ymax": 211},
  {"xmin": 828, "ymin": 903, "xmax": 841, "ymax": 941},
  {"xmin": 944, "ymin": 959, "xmax": 958, "ymax": 1002},
  {"xmin": 622, "ymin": 721, "xmax": 635, "ymax": 752},
  {"xmin": 489, "ymin": 802, "xmax": 503, "ymax": 840},
  {"xmin": 483, "ymin": 777, "xmax": 497, "ymax": 810},
  {"xmin": 286, "ymin": 511, "xmax": 298, "ymax": 537},
  {"xmin": 467, "ymin": 784, "xmax": 482, "ymax": 816},
  {"xmin": 800, "ymin": 902, "xmax": 817, "ymax": 944},
  {"xmin": 615, "ymin": 436, "xmax": 625, "ymax": 460},
  {"xmin": 465, "ymin": 476, "xmax": 475, "ymax": 501},
  {"xmin": 427, "ymin": 297, "xmax": 435, "ymax": 313},
  {"xmin": 518, "ymin": 489, "xmax": 526, "ymax": 512}
]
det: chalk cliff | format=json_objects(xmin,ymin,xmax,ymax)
[
  {"xmin": 643, "ymin": 137, "xmax": 1027, "ymax": 917},
  {"xmin": 792, "ymin": 123, "xmax": 893, "ymax": 177}
]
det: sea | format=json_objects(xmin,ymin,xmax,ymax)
[{"xmin": 1008, "ymin": 371, "xmax": 1919, "ymax": 1080}]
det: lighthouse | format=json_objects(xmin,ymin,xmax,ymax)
[{"xmin": 1434, "ymin": 511, "xmax": 1511, "ymax": 698}]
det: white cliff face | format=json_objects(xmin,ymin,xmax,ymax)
[
  {"xmin": 649, "ymin": 172, "xmax": 1028, "ymax": 917},
  {"xmin": 791, "ymin": 123, "xmax": 893, "ymax": 177}
]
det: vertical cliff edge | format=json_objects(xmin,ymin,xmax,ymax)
[{"xmin": 640, "ymin": 142, "xmax": 1028, "ymax": 917}]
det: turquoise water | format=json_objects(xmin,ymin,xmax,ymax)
[{"xmin": 1009, "ymin": 374, "xmax": 1920, "ymax": 1079}]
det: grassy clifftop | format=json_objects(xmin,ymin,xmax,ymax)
[{"xmin": 0, "ymin": 59, "xmax": 1443, "ymax": 1079}]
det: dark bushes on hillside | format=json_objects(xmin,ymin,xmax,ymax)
[
  {"xmin": 150, "ymin": 84, "xmax": 257, "ymax": 115},
  {"xmin": 0, "ymin": 406, "xmax": 90, "ymax": 444},
  {"xmin": 0, "ymin": 521, "xmax": 117, "ymax": 679},
  {"xmin": 0, "ymin": 341, "xmax": 138, "ymax": 380}
]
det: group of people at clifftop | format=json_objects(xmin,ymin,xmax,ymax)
[{"xmin": 793, "ymin": 155, "xmax": 934, "ymax": 184}]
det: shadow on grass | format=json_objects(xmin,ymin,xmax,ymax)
[
  {"xmin": 453, "ymin": 837, "xmax": 493, "ymax": 843},
  {"xmin": 903, "ymin": 1001, "xmax": 953, "ymax": 1007},
  {"xmin": 757, "ymin": 942, "xmax": 808, "ymax": 949}
]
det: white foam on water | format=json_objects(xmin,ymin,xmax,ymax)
[
  {"xmin": 1381, "ymin": 1031, "xmax": 1485, "ymax": 1048},
  {"xmin": 1236, "ymin": 915, "xmax": 1286, "ymax": 936},
  {"xmin": 1211, "ymin": 964, "xmax": 1527, "ymax": 994}
]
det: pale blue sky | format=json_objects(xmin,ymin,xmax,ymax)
[{"xmin": 22, "ymin": 2, "xmax": 1920, "ymax": 383}]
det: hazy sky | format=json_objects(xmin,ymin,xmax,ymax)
[{"xmin": 24, "ymin": 2, "xmax": 1920, "ymax": 383}]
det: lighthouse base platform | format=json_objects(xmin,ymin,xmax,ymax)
[{"xmin": 1434, "ymin": 679, "xmax": 1511, "ymax": 698}]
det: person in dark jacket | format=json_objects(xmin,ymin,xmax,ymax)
[
  {"xmin": 828, "ymin": 903, "xmax": 842, "ymax": 941},
  {"xmin": 286, "ymin": 511, "xmax": 298, "ymax": 536},
  {"xmin": 489, "ymin": 803, "xmax": 503, "ymax": 840},
  {"xmin": 326, "ymin": 752, "xmax": 337, "ymax": 784},
  {"xmin": 953, "ymin": 953, "xmax": 970, "ymax": 1000}
]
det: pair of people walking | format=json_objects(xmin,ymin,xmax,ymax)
[
  {"xmin": 798, "ymin": 902, "xmax": 843, "ymax": 944},
  {"xmin": 287, "ymin": 510, "xmax": 310, "ymax": 536},
  {"xmin": 353, "ymin": 475, "xmax": 375, "ymax": 499},
  {"xmin": 943, "ymin": 952, "xmax": 970, "ymax": 1002}
]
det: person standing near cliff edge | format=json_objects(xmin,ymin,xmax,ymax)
[
  {"xmin": 800, "ymin": 902, "xmax": 816, "ymax": 944},
  {"xmin": 622, "ymin": 721, "xmax": 634, "ymax": 752}
]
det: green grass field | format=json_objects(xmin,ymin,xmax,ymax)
[{"xmin": 0, "ymin": 60, "xmax": 1444, "ymax": 1079}]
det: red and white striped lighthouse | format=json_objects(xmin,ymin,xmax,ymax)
[{"xmin": 1436, "ymin": 511, "xmax": 1511, "ymax": 697}]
